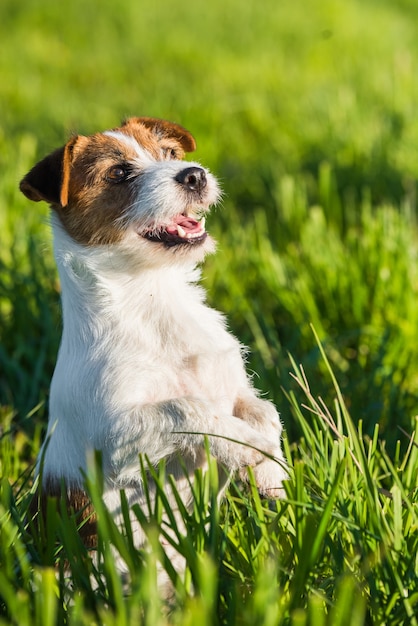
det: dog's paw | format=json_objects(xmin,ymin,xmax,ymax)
[
  {"xmin": 232, "ymin": 432, "xmax": 277, "ymax": 469},
  {"xmin": 240, "ymin": 454, "xmax": 288, "ymax": 499},
  {"xmin": 234, "ymin": 396, "xmax": 282, "ymax": 439},
  {"xmin": 210, "ymin": 415, "xmax": 282, "ymax": 472}
]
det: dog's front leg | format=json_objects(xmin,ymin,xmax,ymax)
[
  {"xmin": 108, "ymin": 396, "xmax": 279, "ymax": 477},
  {"xmin": 233, "ymin": 393, "xmax": 288, "ymax": 498}
]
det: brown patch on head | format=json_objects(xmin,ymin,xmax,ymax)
[
  {"xmin": 57, "ymin": 133, "xmax": 144, "ymax": 245},
  {"xmin": 28, "ymin": 478, "xmax": 97, "ymax": 549},
  {"xmin": 120, "ymin": 116, "xmax": 196, "ymax": 155},
  {"xmin": 19, "ymin": 117, "xmax": 198, "ymax": 245}
]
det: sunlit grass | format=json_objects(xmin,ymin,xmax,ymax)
[
  {"xmin": 1, "ymin": 349, "xmax": 417, "ymax": 624},
  {"xmin": 1, "ymin": 0, "xmax": 418, "ymax": 623}
]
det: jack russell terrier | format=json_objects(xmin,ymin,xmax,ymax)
[{"xmin": 20, "ymin": 116, "xmax": 287, "ymax": 579}]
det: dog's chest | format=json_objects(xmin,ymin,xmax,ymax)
[
  {"xmin": 150, "ymin": 312, "xmax": 240, "ymax": 401},
  {"xmin": 107, "ymin": 291, "xmax": 244, "ymax": 408},
  {"xmin": 56, "ymin": 267, "xmax": 246, "ymax": 415}
]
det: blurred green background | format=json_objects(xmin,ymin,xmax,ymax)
[{"xmin": 1, "ymin": 0, "xmax": 418, "ymax": 450}]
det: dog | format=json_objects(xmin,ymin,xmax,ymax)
[{"xmin": 20, "ymin": 116, "xmax": 287, "ymax": 585}]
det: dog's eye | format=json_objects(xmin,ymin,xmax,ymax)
[
  {"xmin": 106, "ymin": 165, "xmax": 128, "ymax": 182},
  {"xmin": 163, "ymin": 147, "xmax": 178, "ymax": 160}
]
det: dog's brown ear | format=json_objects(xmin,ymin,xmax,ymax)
[
  {"xmin": 122, "ymin": 117, "xmax": 197, "ymax": 153},
  {"xmin": 19, "ymin": 136, "xmax": 81, "ymax": 207}
]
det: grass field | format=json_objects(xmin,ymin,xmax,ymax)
[{"xmin": 1, "ymin": 0, "xmax": 417, "ymax": 623}]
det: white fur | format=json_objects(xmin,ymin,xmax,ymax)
[{"xmin": 38, "ymin": 142, "xmax": 287, "ymax": 584}]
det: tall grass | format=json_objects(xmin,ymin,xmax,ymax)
[
  {"xmin": 1, "ymin": 352, "xmax": 417, "ymax": 624},
  {"xmin": 208, "ymin": 177, "xmax": 418, "ymax": 446},
  {"xmin": 1, "ymin": 0, "xmax": 418, "ymax": 623}
]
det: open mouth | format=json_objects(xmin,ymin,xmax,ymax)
[{"xmin": 143, "ymin": 213, "xmax": 207, "ymax": 247}]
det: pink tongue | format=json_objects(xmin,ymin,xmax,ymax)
[{"xmin": 166, "ymin": 215, "xmax": 201, "ymax": 235}]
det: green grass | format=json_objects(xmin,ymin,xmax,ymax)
[
  {"xmin": 1, "ymin": 0, "xmax": 418, "ymax": 623},
  {"xmin": 1, "ymin": 357, "xmax": 417, "ymax": 625}
]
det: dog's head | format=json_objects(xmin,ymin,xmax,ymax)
[{"xmin": 20, "ymin": 117, "xmax": 221, "ymax": 264}]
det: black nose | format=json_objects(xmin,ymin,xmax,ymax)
[{"xmin": 175, "ymin": 167, "xmax": 207, "ymax": 193}]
